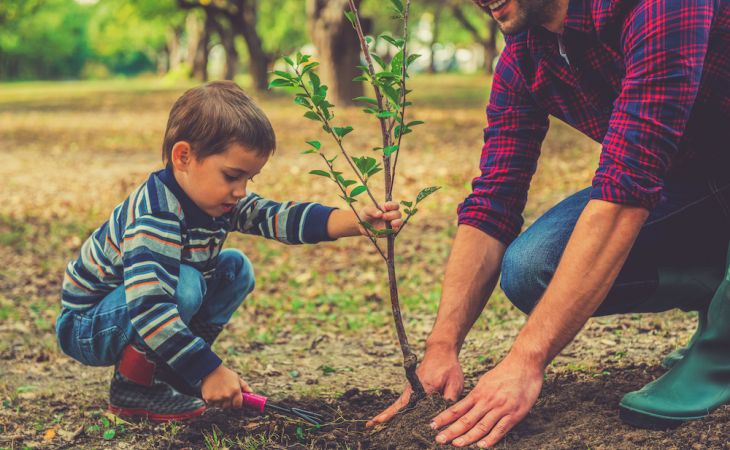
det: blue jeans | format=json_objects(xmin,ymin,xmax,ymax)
[
  {"xmin": 501, "ymin": 168, "xmax": 730, "ymax": 316},
  {"xmin": 56, "ymin": 249, "xmax": 255, "ymax": 366}
]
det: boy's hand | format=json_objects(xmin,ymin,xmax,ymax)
[
  {"xmin": 201, "ymin": 364, "xmax": 252, "ymax": 409},
  {"xmin": 359, "ymin": 201, "xmax": 403, "ymax": 237}
]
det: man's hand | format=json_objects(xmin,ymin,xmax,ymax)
[
  {"xmin": 201, "ymin": 364, "xmax": 252, "ymax": 409},
  {"xmin": 367, "ymin": 345, "xmax": 464, "ymax": 427},
  {"xmin": 430, "ymin": 354, "xmax": 543, "ymax": 448},
  {"xmin": 359, "ymin": 201, "xmax": 402, "ymax": 237}
]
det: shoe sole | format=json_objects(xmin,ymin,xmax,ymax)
[
  {"xmin": 619, "ymin": 404, "xmax": 704, "ymax": 430},
  {"xmin": 108, "ymin": 404, "xmax": 206, "ymax": 422}
]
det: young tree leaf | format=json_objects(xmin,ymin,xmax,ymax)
[
  {"xmin": 350, "ymin": 185, "xmax": 368, "ymax": 197},
  {"xmin": 416, "ymin": 186, "xmax": 442, "ymax": 203},
  {"xmin": 301, "ymin": 62, "xmax": 320, "ymax": 75},
  {"xmin": 344, "ymin": 10, "xmax": 357, "ymax": 27},
  {"xmin": 377, "ymin": 111, "xmax": 396, "ymax": 119},
  {"xmin": 372, "ymin": 54, "xmax": 387, "ymax": 70},
  {"xmin": 407, "ymin": 120, "xmax": 425, "ymax": 127},
  {"xmin": 407, "ymin": 54, "xmax": 422, "ymax": 66},
  {"xmin": 301, "ymin": 149, "xmax": 317, "ymax": 154},
  {"xmin": 268, "ymin": 78, "xmax": 293, "ymax": 88},
  {"xmin": 306, "ymin": 140, "xmax": 321, "ymax": 150},
  {"xmin": 389, "ymin": 0, "xmax": 404, "ymax": 14},
  {"xmin": 283, "ymin": 55, "xmax": 295, "ymax": 67},
  {"xmin": 309, "ymin": 170, "xmax": 331, "ymax": 179},
  {"xmin": 353, "ymin": 96, "xmax": 378, "ymax": 105},
  {"xmin": 342, "ymin": 179, "xmax": 357, "ymax": 188},
  {"xmin": 383, "ymin": 145, "xmax": 399, "ymax": 156},
  {"xmin": 304, "ymin": 111, "xmax": 321, "ymax": 122},
  {"xmin": 400, "ymin": 200, "xmax": 413, "ymax": 208},
  {"xmin": 333, "ymin": 126, "xmax": 354, "ymax": 138},
  {"xmin": 273, "ymin": 70, "xmax": 295, "ymax": 80},
  {"xmin": 294, "ymin": 96, "xmax": 311, "ymax": 108}
]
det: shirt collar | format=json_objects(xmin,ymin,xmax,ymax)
[{"xmin": 156, "ymin": 166, "xmax": 215, "ymax": 228}]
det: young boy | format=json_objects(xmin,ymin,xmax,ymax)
[{"xmin": 55, "ymin": 81, "xmax": 401, "ymax": 422}]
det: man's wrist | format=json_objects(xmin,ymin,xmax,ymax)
[{"xmin": 425, "ymin": 336, "xmax": 460, "ymax": 355}]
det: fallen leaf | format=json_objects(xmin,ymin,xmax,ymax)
[{"xmin": 43, "ymin": 426, "xmax": 59, "ymax": 441}]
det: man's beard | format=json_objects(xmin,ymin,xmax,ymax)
[{"xmin": 486, "ymin": 0, "xmax": 561, "ymax": 36}]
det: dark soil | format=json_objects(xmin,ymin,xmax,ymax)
[{"xmin": 62, "ymin": 365, "xmax": 727, "ymax": 450}]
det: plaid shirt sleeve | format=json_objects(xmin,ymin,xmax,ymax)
[
  {"xmin": 457, "ymin": 46, "xmax": 550, "ymax": 245},
  {"xmin": 590, "ymin": 0, "xmax": 716, "ymax": 208}
]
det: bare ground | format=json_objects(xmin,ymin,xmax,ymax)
[{"xmin": 0, "ymin": 76, "xmax": 728, "ymax": 449}]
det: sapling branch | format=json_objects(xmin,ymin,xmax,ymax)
[{"xmin": 293, "ymin": 66, "xmax": 383, "ymax": 211}]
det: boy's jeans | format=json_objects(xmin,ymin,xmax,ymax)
[
  {"xmin": 56, "ymin": 249, "xmax": 254, "ymax": 367},
  {"xmin": 500, "ymin": 167, "xmax": 730, "ymax": 316}
]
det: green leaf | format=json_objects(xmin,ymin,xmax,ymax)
[
  {"xmin": 103, "ymin": 429, "xmax": 116, "ymax": 440},
  {"xmin": 389, "ymin": 0, "xmax": 404, "ymax": 14},
  {"xmin": 350, "ymin": 185, "xmax": 368, "ymax": 197},
  {"xmin": 382, "ymin": 85, "xmax": 401, "ymax": 106},
  {"xmin": 294, "ymin": 96, "xmax": 311, "ymax": 108},
  {"xmin": 339, "ymin": 195, "xmax": 356, "ymax": 205},
  {"xmin": 360, "ymin": 221, "xmax": 378, "ymax": 235},
  {"xmin": 301, "ymin": 62, "xmax": 319, "ymax": 75},
  {"xmin": 101, "ymin": 417, "xmax": 110, "ymax": 428},
  {"xmin": 301, "ymin": 149, "xmax": 316, "ymax": 155},
  {"xmin": 416, "ymin": 186, "xmax": 442, "ymax": 203},
  {"xmin": 367, "ymin": 166, "xmax": 382, "ymax": 177},
  {"xmin": 380, "ymin": 34, "xmax": 404, "ymax": 48},
  {"xmin": 353, "ymin": 96, "xmax": 378, "ymax": 105},
  {"xmin": 407, "ymin": 120, "xmax": 425, "ymax": 127},
  {"xmin": 283, "ymin": 55, "xmax": 295, "ymax": 67},
  {"xmin": 309, "ymin": 71, "xmax": 321, "ymax": 91},
  {"xmin": 365, "ymin": 36, "xmax": 374, "ymax": 45},
  {"xmin": 309, "ymin": 170, "xmax": 331, "ymax": 179},
  {"xmin": 342, "ymin": 179, "xmax": 357, "ymax": 188},
  {"xmin": 307, "ymin": 140, "xmax": 321, "ymax": 150},
  {"xmin": 376, "ymin": 111, "xmax": 396, "ymax": 119},
  {"xmin": 383, "ymin": 145, "xmax": 399, "ymax": 156},
  {"xmin": 333, "ymin": 126, "xmax": 354, "ymax": 138},
  {"xmin": 304, "ymin": 111, "xmax": 321, "ymax": 122},
  {"xmin": 268, "ymin": 78, "xmax": 293, "ymax": 89},
  {"xmin": 344, "ymin": 10, "xmax": 357, "ymax": 27},
  {"xmin": 273, "ymin": 70, "xmax": 294, "ymax": 80},
  {"xmin": 407, "ymin": 54, "xmax": 422, "ymax": 66},
  {"xmin": 372, "ymin": 54, "xmax": 387, "ymax": 70},
  {"xmin": 390, "ymin": 50, "xmax": 404, "ymax": 73},
  {"xmin": 353, "ymin": 75, "xmax": 369, "ymax": 82},
  {"xmin": 400, "ymin": 200, "xmax": 413, "ymax": 208}
]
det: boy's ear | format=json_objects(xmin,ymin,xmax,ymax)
[{"xmin": 170, "ymin": 141, "xmax": 192, "ymax": 172}]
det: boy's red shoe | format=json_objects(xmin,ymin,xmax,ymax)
[{"xmin": 108, "ymin": 345, "xmax": 206, "ymax": 422}]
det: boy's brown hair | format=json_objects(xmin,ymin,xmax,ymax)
[{"xmin": 162, "ymin": 81, "xmax": 276, "ymax": 164}]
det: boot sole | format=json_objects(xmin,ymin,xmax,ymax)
[
  {"xmin": 108, "ymin": 404, "xmax": 206, "ymax": 422},
  {"xmin": 619, "ymin": 404, "xmax": 704, "ymax": 430}
]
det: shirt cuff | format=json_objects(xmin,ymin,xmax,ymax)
[
  {"xmin": 302, "ymin": 204, "xmax": 336, "ymax": 243},
  {"xmin": 457, "ymin": 216, "xmax": 517, "ymax": 247},
  {"xmin": 174, "ymin": 344, "xmax": 223, "ymax": 385},
  {"xmin": 590, "ymin": 180, "xmax": 660, "ymax": 210}
]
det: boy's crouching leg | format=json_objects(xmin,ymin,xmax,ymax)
[{"xmin": 109, "ymin": 345, "xmax": 206, "ymax": 422}]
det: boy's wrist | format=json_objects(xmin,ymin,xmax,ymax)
[{"xmin": 326, "ymin": 209, "xmax": 360, "ymax": 239}]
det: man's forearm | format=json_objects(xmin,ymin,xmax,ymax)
[
  {"xmin": 510, "ymin": 200, "xmax": 649, "ymax": 367},
  {"xmin": 426, "ymin": 225, "xmax": 506, "ymax": 353}
]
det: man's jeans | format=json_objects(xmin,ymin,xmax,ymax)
[
  {"xmin": 501, "ymin": 168, "xmax": 730, "ymax": 316},
  {"xmin": 56, "ymin": 249, "xmax": 255, "ymax": 366}
]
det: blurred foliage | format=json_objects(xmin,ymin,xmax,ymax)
[{"xmin": 0, "ymin": 0, "xmax": 493, "ymax": 81}]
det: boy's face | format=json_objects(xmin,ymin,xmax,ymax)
[{"xmin": 172, "ymin": 142, "xmax": 269, "ymax": 217}]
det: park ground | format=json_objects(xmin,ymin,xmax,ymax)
[{"xmin": 0, "ymin": 75, "xmax": 728, "ymax": 449}]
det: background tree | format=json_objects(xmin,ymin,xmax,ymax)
[{"xmin": 305, "ymin": 0, "xmax": 364, "ymax": 105}]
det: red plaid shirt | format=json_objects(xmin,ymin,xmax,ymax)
[{"xmin": 458, "ymin": 0, "xmax": 730, "ymax": 245}]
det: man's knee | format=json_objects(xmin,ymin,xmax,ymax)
[
  {"xmin": 500, "ymin": 236, "xmax": 555, "ymax": 314},
  {"xmin": 175, "ymin": 265, "xmax": 206, "ymax": 322}
]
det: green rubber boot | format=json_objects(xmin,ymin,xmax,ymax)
[
  {"xmin": 619, "ymin": 261, "xmax": 730, "ymax": 429},
  {"xmin": 660, "ymin": 311, "xmax": 707, "ymax": 370},
  {"xmin": 633, "ymin": 267, "xmax": 719, "ymax": 369}
]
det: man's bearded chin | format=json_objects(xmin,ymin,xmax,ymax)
[{"xmin": 470, "ymin": 0, "xmax": 561, "ymax": 36}]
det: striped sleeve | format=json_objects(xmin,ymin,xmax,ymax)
[
  {"xmin": 229, "ymin": 193, "xmax": 335, "ymax": 244},
  {"xmin": 122, "ymin": 212, "xmax": 221, "ymax": 384}
]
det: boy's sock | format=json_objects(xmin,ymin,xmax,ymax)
[{"xmin": 108, "ymin": 345, "xmax": 206, "ymax": 422}]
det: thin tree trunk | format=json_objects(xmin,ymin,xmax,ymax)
[
  {"xmin": 428, "ymin": 4, "xmax": 444, "ymax": 73},
  {"xmin": 307, "ymin": 0, "xmax": 364, "ymax": 105},
  {"xmin": 187, "ymin": 12, "xmax": 211, "ymax": 81},
  {"xmin": 450, "ymin": 3, "xmax": 499, "ymax": 74}
]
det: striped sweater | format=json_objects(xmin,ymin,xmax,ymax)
[{"xmin": 61, "ymin": 167, "xmax": 334, "ymax": 383}]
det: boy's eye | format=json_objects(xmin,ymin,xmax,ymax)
[{"xmin": 223, "ymin": 173, "xmax": 239, "ymax": 182}]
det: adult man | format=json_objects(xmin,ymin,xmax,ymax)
[{"xmin": 368, "ymin": 0, "xmax": 730, "ymax": 447}]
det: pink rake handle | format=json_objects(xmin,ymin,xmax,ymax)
[{"xmin": 241, "ymin": 392, "xmax": 268, "ymax": 413}]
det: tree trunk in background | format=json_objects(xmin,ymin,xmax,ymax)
[
  {"xmin": 306, "ymin": 0, "xmax": 363, "ymax": 106},
  {"xmin": 187, "ymin": 12, "xmax": 211, "ymax": 82},
  {"xmin": 210, "ymin": 17, "xmax": 238, "ymax": 81},
  {"xmin": 237, "ymin": 0, "xmax": 269, "ymax": 91},
  {"xmin": 450, "ymin": 3, "xmax": 499, "ymax": 75},
  {"xmin": 429, "ymin": 4, "xmax": 444, "ymax": 73},
  {"xmin": 166, "ymin": 26, "xmax": 184, "ymax": 72},
  {"xmin": 484, "ymin": 20, "xmax": 498, "ymax": 74}
]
